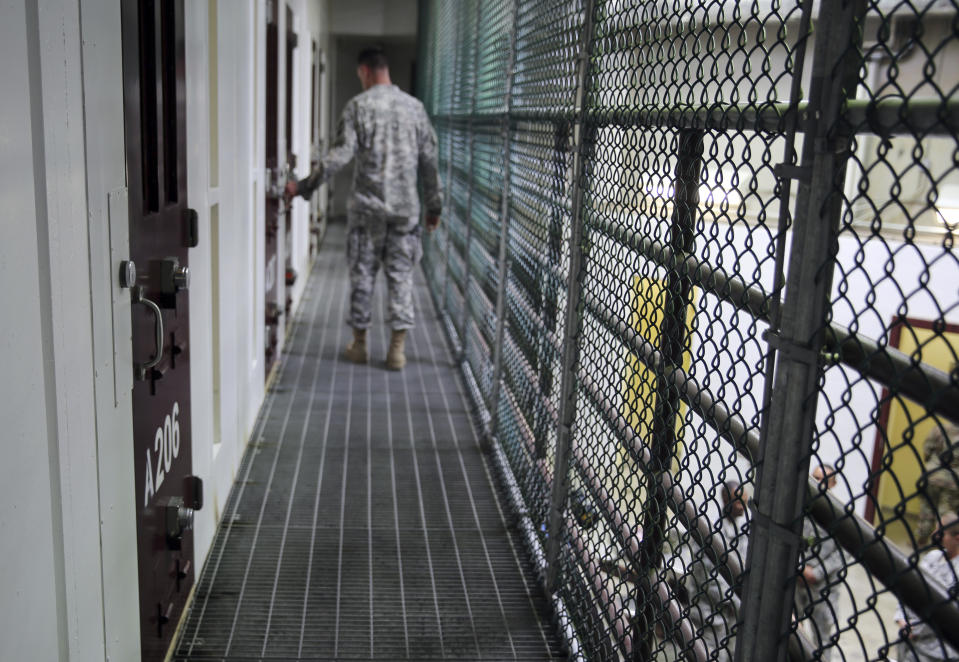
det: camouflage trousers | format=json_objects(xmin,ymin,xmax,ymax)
[
  {"xmin": 896, "ymin": 639, "xmax": 955, "ymax": 662},
  {"xmin": 795, "ymin": 587, "xmax": 840, "ymax": 661},
  {"xmin": 687, "ymin": 610, "xmax": 733, "ymax": 662},
  {"xmin": 346, "ymin": 217, "xmax": 423, "ymax": 330}
]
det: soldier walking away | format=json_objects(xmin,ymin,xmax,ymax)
[
  {"xmin": 720, "ymin": 480, "xmax": 750, "ymax": 570},
  {"xmin": 795, "ymin": 464, "xmax": 844, "ymax": 661},
  {"xmin": 288, "ymin": 46, "xmax": 442, "ymax": 370},
  {"xmin": 895, "ymin": 512, "xmax": 959, "ymax": 662},
  {"xmin": 682, "ymin": 486, "xmax": 745, "ymax": 662},
  {"xmin": 917, "ymin": 417, "xmax": 959, "ymax": 546}
]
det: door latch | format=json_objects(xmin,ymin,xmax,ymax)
[
  {"xmin": 164, "ymin": 496, "xmax": 194, "ymax": 551},
  {"xmin": 159, "ymin": 257, "xmax": 190, "ymax": 308}
]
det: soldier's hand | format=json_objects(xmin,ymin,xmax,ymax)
[
  {"xmin": 284, "ymin": 180, "xmax": 298, "ymax": 199},
  {"xmin": 425, "ymin": 214, "xmax": 441, "ymax": 233},
  {"xmin": 897, "ymin": 619, "xmax": 915, "ymax": 639}
]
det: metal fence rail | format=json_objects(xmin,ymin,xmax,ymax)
[{"xmin": 417, "ymin": 1, "xmax": 959, "ymax": 661}]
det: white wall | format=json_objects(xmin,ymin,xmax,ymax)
[
  {"xmin": 330, "ymin": 0, "xmax": 417, "ymax": 36},
  {"xmin": 1, "ymin": 1, "xmax": 334, "ymax": 659},
  {"xmin": 1, "ymin": 0, "xmax": 133, "ymax": 659},
  {"xmin": 78, "ymin": 0, "xmax": 141, "ymax": 658},
  {"xmin": 0, "ymin": 3, "xmax": 69, "ymax": 659},
  {"xmin": 184, "ymin": 0, "xmax": 263, "ymax": 571},
  {"xmin": 188, "ymin": 0, "xmax": 333, "ymax": 575},
  {"xmin": 186, "ymin": 0, "xmax": 218, "ymax": 566},
  {"xmin": 310, "ymin": 1, "xmax": 334, "ymax": 230},
  {"xmin": 288, "ymin": 0, "xmax": 332, "ymax": 307}
]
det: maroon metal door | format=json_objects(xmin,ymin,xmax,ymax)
[
  {"xmin": 284, "ymin": 5, "xmax": 297, "ymax": 318},
  {"xmin": 121, "ymin": 2, "xmax": 201, "ymax": 659},
  {"xmin": 309, "ymin": 38, "xmax": 320, "ymax": 259},
  {"xmin": 264, "ymin": 0, "xmax": 281, "ymax": 370}
]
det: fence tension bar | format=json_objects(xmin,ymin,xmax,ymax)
[
  {"xmin": 630, "ymin": 126, "xmax": 705, "ymax": 658},
  {"xmin": 487, "ymin": 0, "xmax": 520, "ymax": 443},
  {"xmin": 455, "ymin": 0, "xmax": 483, "ymax": 362},
  {"xmin": 545, "ymin": 0, "xmax": 598, "ymax": 594},
  {"xmin": 736, "ymin": 1, "xmax": 869, "ymax": 661},
  {"xmin": 440, "ymin": 20, "xmax": 459, "ymax": 317}
]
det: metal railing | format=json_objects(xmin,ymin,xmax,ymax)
[{"xmin": 417, "ymin": 1, "xmax": 959, "ymax": 660}]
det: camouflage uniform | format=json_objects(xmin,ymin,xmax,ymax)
[
  {"xmin": 346, "ymin": 222, "xmax": 422, "ymax": 329},
  {"xmin": 720, "ymin": 513, "xmax": 748, "ymax": 571},
  {"xmin": 297, "ymin": 84, "xmax": 442, "ymax": 330},
  {"xmin": 795, "ymin": 517, "xmax": 843, "ymax": 661},
  {"xmin": 894, "ymin": 549, "xmax": 959, "ymax": 661},
  {"xmin": 685, "ymin": 539, "xmax": 740, "ymax": 662},
  {"xmin": 918, "ymin": 422, "xmax": 959, "ymax": 544}
]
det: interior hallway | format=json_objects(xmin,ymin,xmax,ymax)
[{"xmin": 173, "ymin": 221, "xmax": 565, "ymax": 660}]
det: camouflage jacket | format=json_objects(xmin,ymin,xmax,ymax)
[
  {"xmin": 923, "ymin": 422, "xmax": 959, "ymax": 478},
  {"xmin": 800, "ymin": 517, "xmax": 842, "ymax": 585},
  {"xmin": 297, "ymin": 84, "xmax": 442, "ymax": 222},
  {"xmin": 894, "ymin": 549, "xmax": 959, "ymax": 659}
]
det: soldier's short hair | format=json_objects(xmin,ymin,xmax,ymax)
[
  {"xmin": 940, "ymin": 511, "xmax": 959, "ymax": 532},
  {"xmin": 721, "ymin": 480, "xmax": 742, "ymax": 503},
  {"xmin": 358, "ymin": 47, "xmax": 389, "ymax": 70}
]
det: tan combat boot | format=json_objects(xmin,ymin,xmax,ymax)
[
  {"xmin": 386, "ymin": 329, "xmax": 407, "ymax": 371},
  {"xmin": 343, "ymin": 328, "xmax": 368, "ymax": 364}
]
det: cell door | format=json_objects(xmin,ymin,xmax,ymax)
[
  {"xmin": 283, "ymin": 4, "xmax": 297, "ymax": 318},
  {"xmin": 264, "ymin": 0, "xmax": 282, "ymax": 370},
  {"xmin": 121, "ymin": 2, "xmax": 202, "ymax": 659},
  {"xmin": 309, "ymin": 39, "xmax": 323, "ymax": 258}
]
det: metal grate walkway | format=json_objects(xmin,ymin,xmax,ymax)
[{"xmin": 173, "ymin": 221, "xmax": 565, "ymax": 661}]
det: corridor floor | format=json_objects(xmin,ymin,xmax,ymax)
[{"xmin": 173, "ymin": 221, "xmax": 565, "ymax": 661}]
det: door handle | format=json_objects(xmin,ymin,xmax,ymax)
[{"xmin": 132, "ymin": 286, "xmax": 164, "ymax": 380}]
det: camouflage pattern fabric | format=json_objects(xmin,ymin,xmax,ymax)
[
  {"xmin": 346, "ymin": 221, "xmax": 422, "ymax": 331},
  {"xmin": 720, "ymin": 514, "xmax": 748, "ymax": 571},
  {"xmin": 894, "ymin": 549, "xmax": 959, "ymax": 661},
  {"xmin": 296, "ymin": 83, "xmax": 442, "ymax": 221},
  {"xmin": 918, "ymin": 423, "xmax": 959, "ymax": 543},
  {"xmin": 795, "ymin": 518, "xmax": 844, "ymax": 661},
  {"xmin": 685, "ymin": 541, "xmax": 740, "ymax": 662}
]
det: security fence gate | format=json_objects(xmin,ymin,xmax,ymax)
[{"xmin": 416, "ymin": 1, "xmax": 959, "ymax": 661}]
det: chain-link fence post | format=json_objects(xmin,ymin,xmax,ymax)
[
  {"xmin": 630, "ymin": 127, "xmax": 705, "ymax": 658},
  {"xmin": 487, "ymin": 0, "xmax": 518, "ymax": 439},
  {"xmin": 439, "ymin": 118, "xmax": 455, "ymax": 312},
  {"xmin": 545, "ymin": 0, "xmax": 597, "ymax": 593},
  {"xmin": 439, "ymin": 13, "xmax": 460, "ymax": 316},
  {"xmin": 455, "ymin": 0, "xmax": 483, "ymax": 359},
  {"xmin": 736, "ymin": 2, "xmax": 867, "ymax": 661}
]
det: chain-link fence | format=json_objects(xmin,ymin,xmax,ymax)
[{"xmin": 417, "ymin": 1, "xmax": 959, "ymax": 661}]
